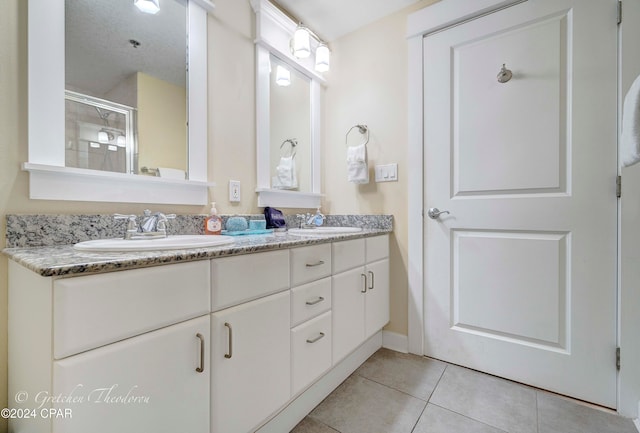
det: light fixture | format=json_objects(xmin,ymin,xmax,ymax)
[
  {"xmin": 116, "ymin": 135, "xmax": 126, "ymax": 147},
  {"xmin": 276, "ymin": 65, "xmax": 291, "ymax": 87},
  {"xmin": 292, "ymin": 26, "xmax": 311, "ymax": 59},
  {"xmin": 134, "ymin": 0, "xmax": 160, "ymax": 15},
  {"xmin": 291, "ymin": 24, "xmax": 330, "ymax": 72},
  {"xmin": 97, "ymin": 131, "xmax": 109, "ymax": 143},
  {"xmin": 315, "ymin": 43, "xmax": 330, "ymax": 72}
]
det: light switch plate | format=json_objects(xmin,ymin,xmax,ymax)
[
  {"xmin": 374, "ymin": 163, "xmax": 398, "ymax": 182},
  {"xmin": 229, "ymin": 180, "xmax": 241, "ymax": 202}
]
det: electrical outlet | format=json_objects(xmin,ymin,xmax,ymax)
[{"xmin": 229, "ymin": 180, "xmax": 241, "ymax": 202}]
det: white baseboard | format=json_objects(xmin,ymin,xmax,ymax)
[
  {"xmin": 382, "ymin": 330, "xmax": 409, "ymax": 353},
  {"xmin": 256, "ymin": 331, "xmax": 383, "ymax": 433}
]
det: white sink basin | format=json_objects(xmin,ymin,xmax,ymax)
[
  {"xmin": 288, "ymin": 227, "xmax": 363, "ymax": 237},
  {"xmin": 74, "ymin": 235, "xmax": 235, "ymax": 252}
]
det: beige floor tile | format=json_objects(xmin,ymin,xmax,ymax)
[
  {"xmin": 413, "ymin": 404, "xmax": 507, "ymax": 433},
  {"xmin": 430, "ymin": 365, "xmax": 537, "ymax": 433},
  {"xmin": 309, "ymin": 375, "xmax": 426, "ymax": 433},
  {"xmin": 537, "ymin": 391, "xmax": 637, "ymax": 433},
  {"xmin": 355, "ymin": 349, "xmax": 446, "ymax": 401},
  {"xmin": 290, "ymin": 417, "xmax": 340, "ymax": 433}
]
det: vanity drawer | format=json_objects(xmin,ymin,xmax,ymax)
[
  {"xmin": 332, "ymin": 238, "xmax": 365, "ymax": 274},
  {"xmin": 291, "ymin": 311, "xmax": 332, "ymax": 396},
  {"xmin": 53, "ymin": 261, "xmax": 210, "ymax": 359},
  {"xmin": 366, "ymin": 235, "xmax": 389, "ymax": 262},
  {"xmin": 291, "ymin": 277, "xmax": 331, "ymax": 327},
  {"xmin": 211, "ymin": 249, "xmax": 290, "ymax": 311},
  {"xmin": 290, "ymin": 244, "xmax": 332, "ymax": 286}
]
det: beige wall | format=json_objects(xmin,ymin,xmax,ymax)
[
  {"xmin": 137, "ymin": 72, "xmax": 188, "ymax": 172},
  {"xmin": 323, "ymin": 0, "xmax": 438, "ymax": 335},
  {"xmin": 0, "ymin": 1, "xmax": 434, "ymax": 430}
]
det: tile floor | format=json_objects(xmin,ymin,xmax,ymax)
[{"xmin": 291, "ymin": 348, "xmax": 638, "ymax": 433}]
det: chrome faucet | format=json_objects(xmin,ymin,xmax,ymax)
[
  {"xmin": 114, "ymin": 210, "xmax": 176, "ymax": 239},
  {"xmin": 296, "ymin": 213, "xmax": 314, "ymax": 229}
]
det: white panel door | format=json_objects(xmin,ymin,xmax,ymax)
[{"xmin": 424, "ymin": 0, "xmax": 618, "ymax": 407}]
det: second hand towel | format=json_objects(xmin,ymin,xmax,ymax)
[{"xmin": 347, "ymin": 144, "xmax": 369, "ymax": 184}]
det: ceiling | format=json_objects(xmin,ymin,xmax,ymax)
[
  {"xmin": 66, "ymin": 0, "xmax": 187, "ymax": 98},
  {"xmin": 273, "ymin": 0, "xmax": 422, "ymax": 41}
]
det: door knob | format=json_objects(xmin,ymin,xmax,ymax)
[{"xmin": 427, "ymin": 208, "xmax": 450, "ymax": 219}]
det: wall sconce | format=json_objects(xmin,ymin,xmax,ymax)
[
  {"xmin": 291, "ymin": 25, "xmax": 331, "ymax": 72},
  {"xmin": 134, "ymin": 0, "xmax": 160, "ymax": 14},
  {"xmin": 98, "ymin": 130, "xmax": 114, "ymax": 143},
  {"xmin": 276, "ymin": 65, "xmax": 291, "ymax": 86},
  {"xmin": 116, "ymin": 135, "xmax": 126, "ymax": 148}
]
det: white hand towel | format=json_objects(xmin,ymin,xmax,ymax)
[
  {"xmin": 347, "ymin": 144, "xmax": 369, "ymax": 184},
  {"xmin": 274, "ymin": 155, "xmax": 297, "ymax": 189},
  {"xmin": 621, "ymin": 74, "xmax": 640, "ymax": 167}
]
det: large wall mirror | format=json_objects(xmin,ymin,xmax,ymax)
[
  {"xmin": 26, "ymin": 0, "xmax": 214, "ymax": 205},
  {"xmin": 252, "ymin": 0, "xmax": 324, "ymax": 208},
  {"xmin": 65, "ymin": 0, "xmax": 188, "ymax": 177}
]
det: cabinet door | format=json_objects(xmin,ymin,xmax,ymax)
[
  {"xmin": 53, "ymin": 316, "xmax": 210, "ymax": 433},
  {"xmin": 332, "ymin": 266, "xmax": 366, "ymax": 363},
  {"xmin": 365, "ymin": 259, "xmax": 390, "ymax": 339},
  {"xmin": 211, "ymin": 291, "xmax": 291, "ymax": 433}
]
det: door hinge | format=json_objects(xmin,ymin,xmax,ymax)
[
  {"xmin": 616, "ymin": 347, "xmax": 621, "ymax": 371},
  {"xmin": 618, "ymin": 1, "xmax": 622, "ymax": 24},
  {"xmin": 616, "ymin": 175, "xmax": 622, "ymax": 198}
]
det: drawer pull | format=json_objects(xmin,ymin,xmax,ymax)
[
  {"xmin": 306, "ymin": 332, "xmax": 325, "ymax": 344},
  {"xmin": 368, "ymin": 271, "xmax": 375, "ymax": 290},
  {"xmin": 305, "ymin": 260, "xmax": 325, "ymax": 267},
  {"xmin": 196, "ymin": 333, "xmax": 205, "ymax": 373},
  {"xmin": 361, "ymin": 274, "xmax": 367, "ymax": 293},
  {"xmin": 306, "ymin": 296, "xmax": 325, "ymax": 306},
  {"xmin": 224, "ymin": 322, "xmax": 233, "ymax": 359}
]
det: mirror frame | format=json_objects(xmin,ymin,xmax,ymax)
[
  {"xmin": 26, "ymin": 0, "xmax": 215, "ymax": 205},
  {"xmin": 251, "ymin": 0, "xmax": 324, "ymax": 209}
]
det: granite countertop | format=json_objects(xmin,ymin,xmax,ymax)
[{"xmin": 3, "ymin": 228, "xmax": 391, "ymax": 278}]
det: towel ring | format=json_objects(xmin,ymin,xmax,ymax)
[
  {"xmin": 280, "ymin": 138, "xmax": 297, "ymax": 158},
  {"xmin": 346, "ymin": 125, "xmax": 369, "ymax": 147}
]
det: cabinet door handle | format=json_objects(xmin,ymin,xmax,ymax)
[
  {"xmin": 306, "ymin": 332, "xmax": 325, "ymax": 344},
  {"xmin": 361, "ymin": 273, "xmax": 367, "ymax": 293},
  {"xmin": 224, "ymin": 322, "xmax": 233, "ymax": 359},
  {"xmin": 305, "ymin": 260, "xmax": 325, "ymax": 267},
  {"xmin": 196, "ymin": 333, "xmax": 205, "ymax": 373},
  {"xmin": 368, "ymin": 271, "xmax": 375, "ymax": 290},
  {"xmin": 306, "ymin": 296, "xmax": 325, "ymax": 306}
]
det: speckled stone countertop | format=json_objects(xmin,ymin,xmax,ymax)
[{"xmin": 3, "ymin": 214, "xmax": 392, "ymax": 278}]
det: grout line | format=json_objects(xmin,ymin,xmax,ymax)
[
  {"xmin": 428, "ymin": 403, "xmax": 509, "ymax": 433},
  {"xmin": 409, "ymin": 401, "xmax": 429, "ymax": 433},
  {"xmin": 305, "ymin": 414, "xmax": 341, "ymax": 433},
  {"xmin": 426, "ymin": 363, "xmax": 448, "ymax": 403},
  {"xmin": 353, "ymin": 373, "xmax": 430, "ymax": 402}
]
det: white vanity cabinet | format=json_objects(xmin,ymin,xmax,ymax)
[
  {"xmin": 53, "ymin": 316, "xmax": 210, "ymax": 433},
  {"xmin": 8, "ymin": 260, "xmax": 211, "ymax": 433},
  {"xmin": 209, "ymin": 251, "xmax": 291, "ymax": 433},
  {"xmin": 332, "ymin": 235, "xmax": 390, "ymax": 363},
  {"xmin": 8, "ymin": 232, "xmax": 390, "ymax": 433},
  {"xmin": 210, "ymin": 292, "xmax": 291, "ymax": 433}
]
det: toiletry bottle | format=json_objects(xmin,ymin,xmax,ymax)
[{"xmin": 205, "ymin": 202, "xmax": 222, "ymax": 235}]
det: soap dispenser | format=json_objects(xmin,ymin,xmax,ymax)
[
  {"xmin": 205, "ymin": 202, "xmax": 222, "ymax": 235},
  {"xmin": 313, "ymin": 207, "xmax": 326, "ymax": 226}
]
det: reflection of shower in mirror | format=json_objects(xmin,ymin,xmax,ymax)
[{"xmin": 64, "ymin": 90, "xmax": 136, "ymax": 174}]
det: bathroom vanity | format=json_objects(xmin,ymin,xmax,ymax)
[{"xmin": 5, "ymin": 226, "xmax": 390, "ymax": 433}]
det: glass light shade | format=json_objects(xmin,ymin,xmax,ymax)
[
  {"xmin": 315, "ymin": 44, "xmax": 330, "ymax": 72},
  {"xmin": 97, "ymin": 131, "xmax": 109, "ymax": 143},
  {"xmin": 293, "ymin": 27, "xmax": 311, "ymax": 59},
  {"xmin": 276, "ymin": 65, "xmax": 291, "ymax": 86},
  {"xmin": 134, "ymin": 0, "xmax": 160, "ymax": 15},
  {"xmin": 116, "ymin": 135, "xmax": 126, "ymax": 147}
]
